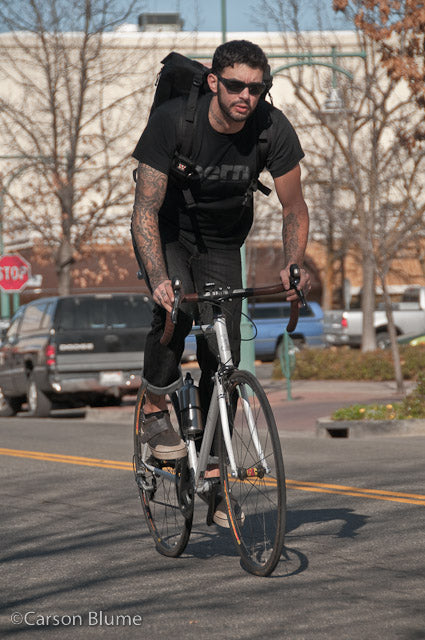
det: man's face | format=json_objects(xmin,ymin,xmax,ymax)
[{"xmin": 211, "ymin": 63, "xmax": 265, "ymax": 123}]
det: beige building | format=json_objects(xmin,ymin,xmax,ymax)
[{"xmin": 1, "ymin": 20, "xmax": 424, "ymax": 310}]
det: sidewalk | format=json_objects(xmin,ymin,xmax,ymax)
[
  {"xmin": 263, "ymin": 378, "xmax": 410, "ymax": 436},
  {"xmin": 85, "ymin": 363, "xmax": 412, "ymax": 436}
]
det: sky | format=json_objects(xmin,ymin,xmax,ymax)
[
  {"xmin": 132, "ymin": 0, "xmax": 354, "ymax": 32},
  {"xmin": 0, "ymin": 1, "xmax": 354, "ymax": 34}
]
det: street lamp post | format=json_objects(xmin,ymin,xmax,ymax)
[{"xmin": 221, "ymin": 0, "xmax": 227, "ymax": 44}]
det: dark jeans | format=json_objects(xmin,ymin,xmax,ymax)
[{"xmin": 143, "ymin": 239, "xmax": 242, "ymax": 416}]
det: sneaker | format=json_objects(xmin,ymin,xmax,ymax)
[
  {"xmin": 198, "ymin": 490, "xmax": 245, "ymax": 529},
  {"xmin": 141, "ymin": 411, "xmax": 186, "ymax": 460},
  {"xmin": 213, "ymin": 494, "xmax": 245, "ymax": 529}
]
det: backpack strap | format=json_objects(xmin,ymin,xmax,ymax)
[
  {"xmin": 174, "ymin": 78, "xmax": 209, "ymax": 253},
  {"xmin": 236, "ymin": 114, "xmax": 272, "ymax": 208},
  {"xmin": 254, "ymin": 109, "xmax": 272, "ymax": 197},
  {"xmin": 170, "ymin": 76, "xmax": 203, "ymax": 190},
  {"xmin": 179, "ymin": 72, "xmax": 204, "ymax": 159}
]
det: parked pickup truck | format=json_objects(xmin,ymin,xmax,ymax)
[
  {"xmin": 183, "ymin": 300, "xmax": 324, "ymax": 362},
  {"xmin": 0, "ymin": 293, "xmax": 153, "ymax": 417},
  {"xmin": 324, "ymin": 286, "xmax": 425, "ymax": 349}
]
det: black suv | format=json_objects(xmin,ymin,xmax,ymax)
[{"xmin": 0, "ymin": 293, "xmax": 153, "ymax": 417}]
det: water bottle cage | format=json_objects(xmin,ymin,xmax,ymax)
[{"xmin": 179, "ymin": 372, "xmax": 204, "ymax": 436}]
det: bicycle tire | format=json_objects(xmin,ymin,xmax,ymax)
[
  {"xmin": 218, "ymin": 370, "xmax": 286, "ymax": 577},
  {"xmin": 133, "ymin": 385, "xmax": 192, "ymax": 557}
]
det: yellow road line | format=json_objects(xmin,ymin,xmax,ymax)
[
  {"xmin": 286, "ymin": 481, "xmax": 425, "ymax": 506},
  {"xmin": 1, "ymin": 447, "xmax": 424, "ymax": 505},
  {"xmin": 286, "ymin": 478, "xmax": 425, "ymax": 500},
  {"xmin": 0, "ymin": 447, "xmax": 131, "ymax": 470}
]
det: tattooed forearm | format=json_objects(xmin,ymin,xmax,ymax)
[
  {"xmin": 281, "ymin": 206, "xmax": 309, "ymax": 267},
  {"xmin": 131, "ymin": 163, "xmax": 169, "ymax": 291}
]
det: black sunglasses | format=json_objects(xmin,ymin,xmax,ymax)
[{"xmin": 216, "ymin": 74, "xmax": 266, "ymax": 96}]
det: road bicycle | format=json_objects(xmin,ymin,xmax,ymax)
[{"xmin": 133, "ymin": 265, "xmax": 305, "ymax": 577}]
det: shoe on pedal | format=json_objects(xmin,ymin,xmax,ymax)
[
  {"xmin": 213, "ymin": 494, "xmax": 245, "ymax": 529},
  {"xmin": 141, "ymin": 410, "xmax": 186, "ymax": 460}
]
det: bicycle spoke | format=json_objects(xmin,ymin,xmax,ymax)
[
  {"xmin": 133, "ymin": 386, "xmax": 192, "ymax": 557},
  {"xmin": 219, "ymin": 370, "xmax": 286, "ymax": 577}
]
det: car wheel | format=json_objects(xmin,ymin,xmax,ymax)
[
  {"xmin": 27, "ymin": 374, "xmax": 52, "ymax": 417},
  {"xmin": 376, "ymin": 332, "xmax": 390, "ymax": 350},
  {"xmin": 0, "ymin": 387, "xmax": 22, "ymax": 417},
  {"xmin": 274, "ymin": 336, "xmax": 301, "ymax": 360}
]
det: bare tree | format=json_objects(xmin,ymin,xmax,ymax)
[
  {"xmin": 255, "ymin": 2, "xmax": 425, "ymax": 375},
  {"xmin": 298, "ymin": 128, "xmax": 357, "ymax": 310},
  {"xmin": 251, "ymin": 123, "xmax": 355, "ymax": 309},
  {"xmin": 0, "ymin": 0, "xmax": 153, "ymax": 294},
  {"xmin": 334, "ymin": 0, "xmax": 425, "ymax": 143}
]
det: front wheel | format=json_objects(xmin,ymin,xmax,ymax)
[
  {"xmin": 27, "ymin": 374, "xmax": 52, "ymax": 417},
  {"xmin": 219, "ymin": 370, "xmax": 286, "ymax": 577},
  {"xmin": 133, "ymin": 385, "xmax": 192, "ymax": 557}
]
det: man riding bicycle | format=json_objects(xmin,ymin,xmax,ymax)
[{"xmin": 131, "ymin": 40, "xmax": 310, "ymax": 494}]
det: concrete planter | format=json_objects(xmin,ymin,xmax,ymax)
[{"xmin": 316, "ymin": 417, "xmax": 425, "ymax": 438}]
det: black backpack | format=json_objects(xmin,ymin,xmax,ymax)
[
  {"xmin": 132, "ymin": 52, "xmax": 273, "ymax": 271},
  {"xmin": 134, "ymin": 51, "xmax": 273, "ymax": 199}
]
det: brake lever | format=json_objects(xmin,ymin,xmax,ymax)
[
  {"xmin": 289, "ymin": 264, "xmax": 307, "ymax": 309},
  {"xmin": 171, "ymin": 277, "xmax": 182, "ymax": 325}
]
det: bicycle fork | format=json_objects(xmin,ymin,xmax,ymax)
[
  {"xmin": 217, "ymin": 373, "xmax": 270, "ymax": 478},
  {"xmin": 238, "ymin": 384, "xmax": 271, "ymax": 474},
  {"xmin": 214, "ymin": 313, "xmax": 270, "ymax": 478}
]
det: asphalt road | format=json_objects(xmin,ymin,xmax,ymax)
[{"xmin": 1, "ymin": 412, "xmax": 424, "ymax": 640}]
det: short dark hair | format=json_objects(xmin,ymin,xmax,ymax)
[{"xmin": 211, "ymin": 40, "xmax": 269, "ymax": 75}]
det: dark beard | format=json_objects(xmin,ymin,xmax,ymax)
[{"xmin": 217, "ymin": 86, "xmax": 252, "ymax": 123}]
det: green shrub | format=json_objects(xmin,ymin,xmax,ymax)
[
  {"xmin": 331, "ymin": 372, "xmax": 425, "ymax": 420},
  {"xmin": 273, "ymin": 345, "xmax": 425, "ymax": 382}
]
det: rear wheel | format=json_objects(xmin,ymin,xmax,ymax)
[
  {"xmin": 27, "ymin": 374, "xmax": 52, "ymax": 417},
  {"xmin": 376, "ymin": 331, "xmax": 390, "ymax": 349},
  {"xmin": 219, "ymin": 370, "xmax": 286, "ymax": 577},
  {"xmin": 0, "ymin": 387, "xmax": 22, "ymax": 417},
  {"xmin": 133, "ymin": 385, "xmax": 192, "ymax": 557}
]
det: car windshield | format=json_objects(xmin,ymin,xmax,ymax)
[{"xmin": 56, "ymin": 296, "xmax": 152, "ymax": 330}]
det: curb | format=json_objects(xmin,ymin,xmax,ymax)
[
  {"xmin": 85, "ymin": 407, "xmax": 134, "ymax": 422},
  {"xmin": 316, "ymin": 417, "xmax": 425, "ymax": 438}
]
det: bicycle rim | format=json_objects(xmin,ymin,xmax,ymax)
[
  {"xmin": 219, "ymin": 370, "xmax": 286, "ymax": 576},
  {"xmin": 133, "ymin": 386, "xmax": 192, "ymax": 557}
]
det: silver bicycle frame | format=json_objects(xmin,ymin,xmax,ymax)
[{"xmin": 141, "ymin": 311, "xmax": 268, "ymax": 484}]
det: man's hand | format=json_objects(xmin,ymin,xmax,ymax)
[
  {"xmin": 153, "ymin": 279, "xmax": 174, "ymax": 313},
  {"xmin": 280, "ymin": 265, "xmax": 311, "ymax": 303}
]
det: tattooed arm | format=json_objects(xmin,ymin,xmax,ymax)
[
  {"xmin": 273, "ymin": 164, "xmax": 311, "ymax": 300},
  {"xmin": 131, "ymin": 162, "xmax": 174, "ymax": 312}
]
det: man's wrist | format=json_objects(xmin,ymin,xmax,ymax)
[
  {"xmin": 151, "ymin": 275, "xmax": 169, "ymax": 292},
  {"xmin": 283, "ymin": 261, "xmax": 304, "ymax": 270}
]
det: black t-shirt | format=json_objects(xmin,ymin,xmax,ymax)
[{"xmin": 132, "ymin": 94, "xmax": 304, "ymax": 249}]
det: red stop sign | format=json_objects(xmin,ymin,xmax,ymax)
[{"xmin": 0, "ymin": 254, "xmax": 31, "ymax": 292}]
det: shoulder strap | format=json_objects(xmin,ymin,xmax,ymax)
[
  {"xmin": 178, "ymin": 71, "xmax": 204, "ymax": 159},
  {"xmin": 251, "ymin": 111, "xmax": 272, "ymax": 198},
  {"xmin": 176, "ymin": 89, "xmax": 209, "ymax": 254}
]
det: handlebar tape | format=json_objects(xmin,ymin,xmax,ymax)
[
  {"xmin": 159, "ymin": 288, "xmax": 301, "ymax": 346},
  {"xmin": 285, "ymin": 300, "xmax": 299, "ymax": 333}
]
